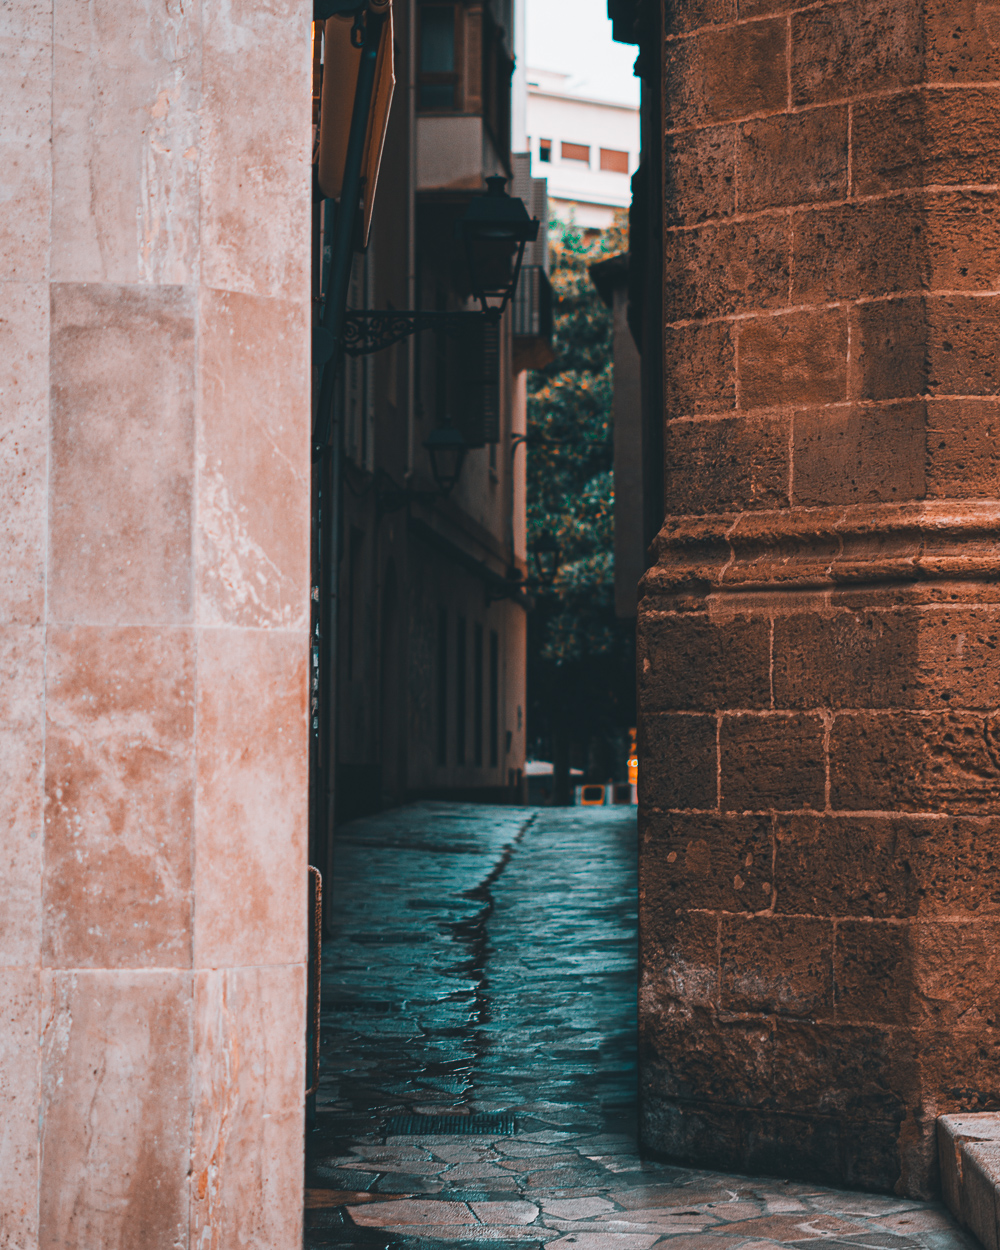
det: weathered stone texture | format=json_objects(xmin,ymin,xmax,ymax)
[
  {"xmin": 641, "ymin": 0, "xmax": 1000, "ymax": 1196},
  {"xmin": 0, "ymin": 0, "xmax": 312, "ymax": 1243}
]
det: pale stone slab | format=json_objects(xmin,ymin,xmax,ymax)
[
  {"xmin": 51, "ymin": 0, "xmax": 201, "ymax": 285},
  {"xmin": 38, "ymin": 969, "xmax": 192, "ymax": 1249},
  {"xmin": 0, "ymin": 625, "xmax": 43, "ymax": 966},
  {"xmin": 938, "ymin": 1112, "xmax": 1000, "ymax": 1221},
  {"xmin": 962, "ymin": 1142, "xmax": 1000, "ymax": 1250},
  {"xmin": 196, "ymin": 287, "xmax": 310, "ymax": 630},
  {"xmin": 0, "ymin": 1, "xmax": 51, "ymax": 282},
  {"xmin": 199, "ymin": 0, "xmax": 311, "ymax": 300},
  {"xmin": 873, "ymin": 1209, "xmax": 959, "ymax": 1233},
  {"xmin": 193, "ymin": 628, "xmax": 308, "ymax": 967},
  {"xmin": 43, "ymin": 625, "xmax": 195, "ymax": 968},
  {"xmin": 348, "ymin": 1199, "xmax": 477, "ymax": 1227},
  {"xmin": 594, "ymin": 1208, "xmax": 718, "ymax": 1232},
  {"xmin": 544, "ymin": 1233, "xmax": 659, "ymax": 1250},
  {"xmin": 190, "ymin": 964, "xmax": 305, "ymax": 1250},
  {"xmin": 349, "ymin": 1144, "xmax": 435, "ymax": 1161},
  {"xmin": 0, "ymin": 283, "xmax": 48, "ymax": 624},
  {"xmin": 469, "ymin": 1201, "xmax": 540, "ymax": 1225},
  {"xmin": 358, "ymin": 1227, "xmax": 549, "ymax": 1243},
  {"xmin": 48, "ymin": 283, "xmax": 196, "ymax": 625},
  {"xmin": 541, "ymin": 1198, "xmax": 618, "ymax": 1219},
  {"xmin": 0, "ymin": 969, "xmax": 40, "ymax": 1248}
]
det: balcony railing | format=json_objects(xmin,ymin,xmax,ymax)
[{"xmin": 512, "ymin": 265, "xmax": 553, "ymax": 343}]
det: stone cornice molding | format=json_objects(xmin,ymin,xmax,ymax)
[{"xmin": 643, "ymin": 501, "xmax": 1000, "ymax": 596}]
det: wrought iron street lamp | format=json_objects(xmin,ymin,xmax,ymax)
[
  {"xmin": 423, "ymin": 426, "xmax": 468, "ymax": 497},
  {"xmin": 531, "ymin": 531, "xmax": 560, "ymax": 587},
  {"xmin": 457, "ymin": 176, "xmax": 540, "ymax": 316},
  {"xmin": 334, "ymin": 178, "xmax": 540, "ymax": 358}
]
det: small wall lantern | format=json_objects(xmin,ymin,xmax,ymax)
[
  {"xmin": 531, "ymin": 531, "xmax": 560, "ymax": 587},
  {"xmin": 423, "ymin": 426, "xmax": 468, "ymax": 496},
  {"xmin": 457, "ymin": 176, "xmax": 540, "ymax": 315}
]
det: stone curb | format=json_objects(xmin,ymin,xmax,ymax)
[{"xmin": 938, "ymin": 1115, "xmax": 1000, "ymax": 1250}]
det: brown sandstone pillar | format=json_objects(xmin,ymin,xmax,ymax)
[
  {"xmin": 638, "ymin": 0, "xmax": 1000, "ymax": 1196},
  {"xmin": 1, "ymin": 1, "xmax": 311, "ymax": 1243}
]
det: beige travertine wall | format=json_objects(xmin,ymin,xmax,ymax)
[{"xmin": 1, "ymin": 1, "xmax": 312, "ymax": 1244}]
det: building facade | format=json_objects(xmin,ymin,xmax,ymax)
[
  {"xmin": 311, "ymin": 0, "xmax": 548, "ymax": 846},
  {"xmin": 615, "ymin": 0, "xmax": 1000, "ymax": 1200},
  {"xmin": 526, "ymin": 67, "xmax": 640, "ymax": 229}
]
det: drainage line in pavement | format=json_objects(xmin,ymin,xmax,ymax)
[{"xmin": 446, "ymin": 813, "xmax": 537, "ymax": 1040}]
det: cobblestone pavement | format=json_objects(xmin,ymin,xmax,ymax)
[{"xmin": 305, "ymin": 804, "xmax": 971, "ymax": 1250}]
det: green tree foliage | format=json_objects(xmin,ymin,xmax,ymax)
[{"xmin": 526, "ymin": 216, "xmax": 635, "ymax": 791}]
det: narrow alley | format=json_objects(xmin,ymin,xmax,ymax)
[{"xmin": 304, "ymin": 805, "xmax": 972, "ymax": 1250}]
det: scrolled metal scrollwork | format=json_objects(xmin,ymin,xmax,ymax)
[{"xmin": 342, "ymin": 309, "xmax": 482, "ymax": 356}]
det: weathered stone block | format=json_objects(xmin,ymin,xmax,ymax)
[
  {"xmin": 829, "ymin": 712, "xmax": 1000, "ymax": 813},
  {"xmin": 664, "ymin": 124, "xmax": 735, "ymax": 225},
  {"xmin": 914, "ymin": 1030, "xmax": 1000, "ymax": 1121},
  {"xmin": 791, "ymin": 0, "xmax": 923, "ymax": 106},
  {"xmin": 853, "ymin": 89, "xmax": 1000, "ymax": 195},
  {"xmin": 937, "ymin": 1113, "xmax": 1000, "ymax": 1221},
  {"xmin": 926, "ymin": 398, "xmax": 1000, "ymax": 498},
  {"xmin": 962, "ymin": 1142, "xmax": 1000, "ymax": 1250},
  {"xmin": 791, "ymin": 402, "xmax": 926, "ymax": 506},
  {"xmin": 721, "ymin": 915, "xmax": 834, "ymax": 1016},
  {"xmin": 770, "ymin": 1020, "xmax": 903, "ymax": 1117},
  {"xmin": 739, "ymin": 309, "xmax": 847, "ymax": 410},
  {"xmin": 792, "ymin": 199, "xmax": 925, "ymax": 305},
  {"xmin": 665, "ymin": 215, "xmax": 789, "ymax": 320},
  {"xmin": 639, "ymin": 611, "xmax": 770, "ymax": 710},
  {"xmin": 664, "ymin": 0, "xmax": 737, "ymax": 38},
  {"xmin": 662, "ymin": 415, "xmax": 789, "ymax": 515},
  {"xmin": 638, "ymin": 1096, "xmax": 744, "ymax": 1173},
  {"xmin": 640, "ymin": 909, "xmax": 719, "ymax": 1007},
  {"xmin": 720, "ymin": 713, "xmax": 826, "ymax": 812},
  {"xmin": 773, "ymin": 607, "xmax": 1000, "ymax": 710},
  {"xmin": 738, "ymin": 107, "xmax": 848, "ymax": 211},
  {"xmin": 793, "ymin": 193, "xmax": 1000, "ymax": 304},
  {"xmin": 641, "ymin": 1005, "xmax": 775, "ymax": 1106},
  {"xmin": 853, "ymin": 298, "xmax": 928, "ymax": 401},
  {"xmin": 773, "ymin": 814, "xmax": 1000, "ymax": 919},
  {"xmin": 641, "ymin": 811, "xmax": 773, "ymax": 912},
  {"xmin": 665, "ymin": 19, "xmax": 787, "ymax": 130},
  {"xmin": 641, "ymin": 713, "xmax": 717, "ymax": 810},
  {"xmin": 926, "ymin": 296, "xmax": 1000, "ymax": 396},
  {"xmin": 663, "ymin": 320, "xmax": 736, "ymax": 416},
  {"xmin": 741, "ymin": 1111, "xmax": 843, "ymax": 1184},
  {"xmin": 926, "ymin": 0, "xmax": 1000, "ymax": 82},
  {"xmin": 858, "ymin": 296, "xmax": 1000, "ymax": 400}
]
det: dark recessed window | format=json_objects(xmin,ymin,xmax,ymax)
[
  {"xmin": 455, "ymin": 615, "xmax": 467, "ymax": 766},
  {"xmin": 600, "ymin": 147, "xmax": 629, "ymax": 173},
  {"xmin": 538, "ymin": 138, "xmax": 552, "ymax": 163},
  {"xmin": 436, "ymin": 608, "xmax": 448, "ymax": 766},
  {"xmin": 561, "ymin": 141, "xmax": 590, "ymax": 164},
  {"xmin": 473, "ymin": 623, "xmax": 483, "ymax": 767},
  {"xmin": 489, "ymin": 631, "xmax": 499, "ymax": 767},
  {"xmin": 419, "ymin": 4, "xmax": 458, "ymax": 110}
]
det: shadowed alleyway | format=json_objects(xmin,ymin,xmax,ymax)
[{"xmin": 305, "ymin": 805, "xmax": 971, "ymax": 1250}]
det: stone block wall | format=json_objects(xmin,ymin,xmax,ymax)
[
  {"xmin": 1, "ymin": 1, "xmax": 312, "ymax": 1244},
  {"xmin": 638, "ymin": 0, "xmax": 1000, "ymax": 1196}
]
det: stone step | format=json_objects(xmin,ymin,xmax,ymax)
[{"xmin": 938, "ymin": 1114, "xmax": 1000, "ymax": 1250}]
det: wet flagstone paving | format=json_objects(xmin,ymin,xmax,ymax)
[{"xmin": 305, "ymin": 803, "xmax": 973, "ymax": 1250}]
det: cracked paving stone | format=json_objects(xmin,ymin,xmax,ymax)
[{"xmin": 305, "ymin": 804, "xmax": 972, "ymax": 1250}]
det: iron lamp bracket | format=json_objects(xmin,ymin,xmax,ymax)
[{"xmin": 341, "ymin": 309, "xmax": 490, "ymax": 357}]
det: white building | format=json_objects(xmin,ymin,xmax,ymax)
[{"xmin": 525, "ymin": 67, "xmax": 640, "ymax": 229}]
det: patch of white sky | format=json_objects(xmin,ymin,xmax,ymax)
[{"xmin": 525, "ymin": 0, "xmax": 640, "ymax": 107}]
